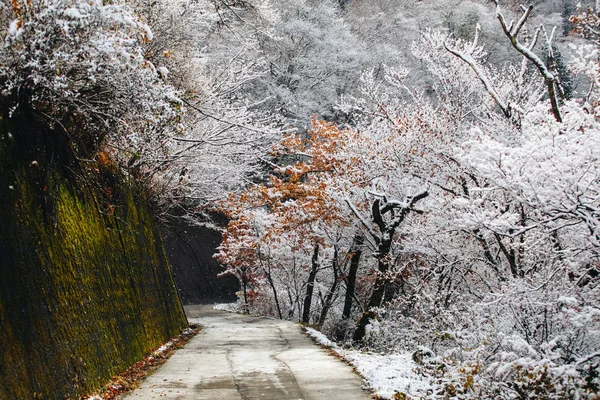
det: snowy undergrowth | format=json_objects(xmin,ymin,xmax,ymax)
[
  {"xmin": 305, "ymin": 327, "xmax": 433, "ymax": 399},
  {"xmin": 213, "ymin": 302, "xmax": 242, "ymax": 313}
]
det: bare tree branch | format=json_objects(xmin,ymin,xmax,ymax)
[
  {"xmin": 444, "ymin": 39, "xmax": 514, "ymax": 121},
  {"xmin": 496, "ymin": 4, "xmax": 563, "ymax": 122}
]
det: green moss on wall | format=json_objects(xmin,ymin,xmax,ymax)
[{"xmin": 0, "ymin": 115, "xmax": 187, "ymax": 399}]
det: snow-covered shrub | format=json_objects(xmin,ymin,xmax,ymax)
[
  {"xmin": 363, "ymin": 280, "xmax": 600, "ymax": 398},
  {"xmin": 0, "ymin": 0, "xmax": 179, "ymax": 160}
]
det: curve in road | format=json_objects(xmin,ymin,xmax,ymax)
[{"xmin": 121, "ymin": 305, "xmax": 371, "ymax": 400}]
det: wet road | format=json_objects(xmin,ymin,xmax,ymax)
[{"xmin": 121, "ymin": 305, "xmax": 370, "ymax": 400}]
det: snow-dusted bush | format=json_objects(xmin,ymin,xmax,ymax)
[
  {"xmin": 358, "ymin": 277, "xmax": 600, "ymax": 398},
  {"xmin": 0, "ymin": 0, "xmax": 180, "ymax": 160}
]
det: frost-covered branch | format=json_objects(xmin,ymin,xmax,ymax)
[
  {"xmin": 496, "ymin": 4, "xmax": 563, "ymax": 122},
  {"xmin": 344, "ymin": 197, "xmax": 378, "ymax": 241},
  {"xmin": 444, "ymin": 29, "xmax": 514, "ymax": 122}
]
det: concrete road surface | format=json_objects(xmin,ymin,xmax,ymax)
[{"xmin": 121, "ymin": 305, "xmax": 371, "ymax": 400}]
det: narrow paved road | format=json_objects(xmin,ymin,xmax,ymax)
[{"xmin": 122, "ymin": 305, "xmax": 370, "ymax": 400}]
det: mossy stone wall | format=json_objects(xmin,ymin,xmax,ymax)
[{"xmin": 0, "ymin": 117, "xmax": 187, "ymax": 399}]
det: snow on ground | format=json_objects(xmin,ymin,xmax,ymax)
[
  {"xmin": 305, "ymin": 327, "xmax": 336, "ymax": 347},
  {"xmin": 213, "ymin": 302, "xmax": 241, "ymax": 313},
  {"xmin": 305, "ymin": 327, "xmax": 433, "ymax": 399},
  {"xmin": 152, "ymin": 342, "xmax": 172, "ymax": 356},
  {"xmin": 342, "ymin": 352, "xmax": 434, "ymax": 399}
]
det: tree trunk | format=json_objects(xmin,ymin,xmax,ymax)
[
  {"xmin": 302, "ymin": 244, "xmax": 319, "ymax": 324},
  {"xmin": 264, "ymin": 267, "xmax": 283, "ymax": 319},
  {"xmin": 286, "ymin": 288, "xmax": 296, "ymax": 319},
  {"xmin": 343, "ymin": 234, "xmax": 363, "ymax": 319},
  {"xmin": 353, "ymin": 235, "xmax": 393, "ymax": 343},
  {"xmin": 317, "ymin": 246, "xmax": 339, "ymax": 329},
  {"xmin": 241, "ymin": 277, "xmax": 249, "ymax": 314},
  {"xmin": 494, "ymin": 233, "xmax": 519, "ymax": 278},
  {"xmin": 349, "ymin": 191, "xmax": 428, "ymax": 344},
  {"xmin": 257, "ymin": 249, "xmax": 283, "ymax": 319}
]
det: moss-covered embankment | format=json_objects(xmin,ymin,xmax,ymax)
[{"xmin": 0, "ymin": 114, "xmax": 188, "ymax": 399}]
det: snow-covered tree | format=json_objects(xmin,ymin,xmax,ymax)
[{"xmin": 0, "ymin": 0, "xmax": 180, "ymax": 160}]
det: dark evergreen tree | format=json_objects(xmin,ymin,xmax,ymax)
[
  {"xmin": 543, "ymin": 43, "xmax": 574, "ymax": 100},
  {"xmin": 562, "ymin": 0, "xmax": 576, "ymax": 36}
]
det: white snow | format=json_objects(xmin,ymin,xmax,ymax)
[
  {"xmin": 7, "ymin": 19, "xmax": 23, "ymax": 39},
  {"xmin": 305, "ymin": 327, "xmax": 434, "ymax": 399},
  {"xmin": 213, "ymin": 302, "xmax": 241, "ymax": 313},
  {"xmin": 153, "ymin": 342, "xmax": 172, "ymax": 355},
  {"xmin": 158, "ymin": 66, "xmax": 169, "ymax": 78},
  {"xmin": 63, "ymin": 7, "xmax": 84, "ymax": 19},
  {"xmin": 305, "ymin": 327, "xmax": 335, "ymax": 347},
  {"xmin": 142, "ymin": 24, "xmax": 153, "ymax": 41}
]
